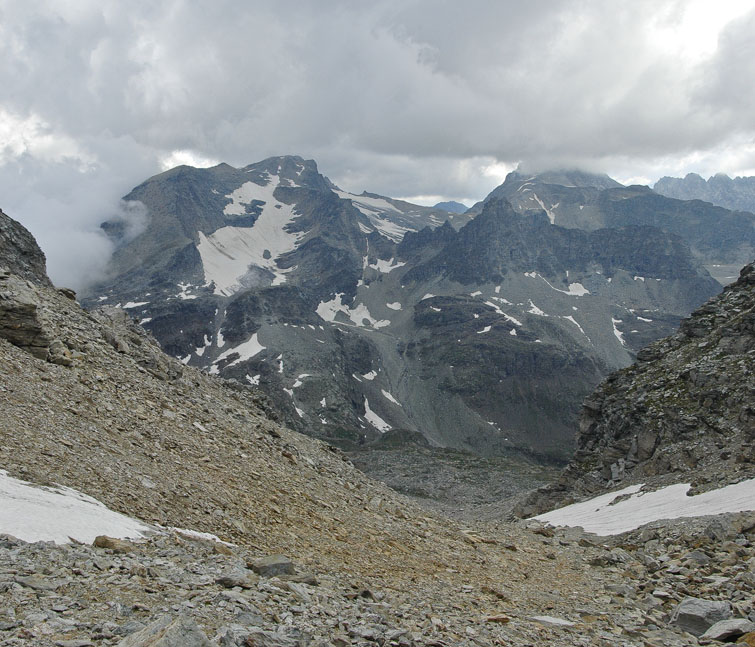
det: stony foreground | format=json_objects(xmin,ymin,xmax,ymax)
[
  {"xmin": 0, "ymin": 230, "xmax": 753, "ymax": 645},
  {"xmin": 1, "ymin": 510, "xmax": 754, "ymax": 647}
]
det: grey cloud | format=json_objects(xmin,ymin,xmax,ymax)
[{"xmin": 1, "ymin": 0, "xmax": 754, "ymax": 286}]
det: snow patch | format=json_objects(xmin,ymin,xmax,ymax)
[
  {"xmin": 363, "ymin": 398, "xmax": 390, "ymax": 433},
  {"xmin": 381, "ymin": 390, "xmax": 402, "ymax": 406},
  {"xmin": 477, "ymin": 325, "xmax": 492, "ymax": 334},
  {"xmin": 215, "ymin": 332, "xmax": 265, "ymax": 368},
  {"xmin": 534, "ymin": 479, "xmax": 755, "ymax": 536},
  {"xmin": 198, "ymin": 174, "xmax": 303, "ymax": 296},
  {"xmin": 123, "ymin": 301, "xmax": 148, "ymax": 309},
  {"xmin": 611, "ymin": 318, "xmax": 626, "ymax": 345},
  {"xmin": 562, "ymin": 315, "xmax": 589, "ymax": 339},
  {"xmin": 386, "ymin": 302, "xmax": 402, "ymax": 311},
  {"xmin": 246, "ymin": 374, "xmax": 261, "ymax": 386},
  {"xmin": 362, "ymin": 370, "xmax": 377, "ymax": 381},
  {"xmin": 0, "ymin": 470, "xmax": 151, "ymax": 544},
  {"xmin": 527, "ymin": 301, "xmax": 547, "ymax": 316},
  {"xmin": 367, "ymin": 257, "xmax": 406, "ymax": 273},
  {"xmin": 316, "ymin": 294, "xmax": 390, "ymax": 329},
  {"xmin": 176, "ymin": 283, "xmax": 197, "ymax": 300}
]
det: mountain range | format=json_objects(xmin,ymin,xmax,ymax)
[
  {"xmin": 80, "ymin": 157, "xmax": 743, "ymax": 464},
  {"xmin": 655, "ymin": 172, "xmax": 755, "ymax": 214}
]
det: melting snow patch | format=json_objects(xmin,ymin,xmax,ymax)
[
  {"xmin": 216, "ymin": 332, "xmax": 266, "ymax": 367},
  {"xmin": 386, "ymin": 302, "xmax": 402, "ymax": 310},
  {"xmin": 320, "ymin": 398, "xmax": 326, "ymax": 407},
  {"xmin": 421, "ymin": 293, "xmax": 435, "ymax": 301},
  {"xmin": 140, "ymin": 317, "xmax": 152, "ymax": 324},
  {"xmin": 495, "ymin": 285, "xmax": 501, "ymax": 294},
  {"xmin": 295, "ymin": 407, "xmax": 305, "ymax": 418},
  {"xmin": 634, "ymin": 276, "xmax": 645, "ymax": 282},
  {"xmin": 637, "ymin": 316, "xmax": 653, "ymax": 322},
  {"xmin": 0, "ymin": 470, "xmax": 151, "ymax": 544},
  {"xmin": 534, "ymin": 479, "xmax": 755, "ymax": 536},
  {"xmin": 364, "ymin": 398, "xmax": 390, "ymax": 432},
  {"xmin": 368, "ymin": 257, "xmax": 406, "ymax": 273},
  {"xmin": 123, "ymin": 301, "xmax": 148, "ymax": 309},
  {"xmin": 527, "ymin": 301, "xmax": 547, "ymax": 316},
  {"xmin": 246, "ymin": 374, "xmax": 261, "ymax": 386},
  {"xmin": 316, "ymin": 294, "xmax": 390, "ymax": 328},
  {"xmin": 612, "ymin": 318, "xmax": 626, "ymax": 345},
  {"xmin": 470, "ymin": 290, "xmax": 482, "ymax": 297},
  {"xmin": 198, "ymin": 174, "xmax": 303, "ymax": 295},
  {"xmin": 381, "ymin": 390, "xmax": 402, "ymax": 406},
  {"xmin": 362, "ymin": 370, "xmax": 377, "ymax": 381},
  {"xmin": 176, "ymin": 283, "xmax": 197, "ymax": 300},
  {"xmin": 477, "ymin": 326, "xmax": 492, "ymax": 334},
  {"xmin": 562, "ymin": 315, "xmax": 589, "ymax": 339},
  {"xmin": 510, "ymin": 328, "xmax": 517, "ymax": 336}
]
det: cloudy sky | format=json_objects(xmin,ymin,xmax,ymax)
[{"xmin": 2, "ymin": 0, "xmax": 755, "ymax": 288}]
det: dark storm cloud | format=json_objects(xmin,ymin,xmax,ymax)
[{"xmin": 0, "ymin": 0, "xmax": 753, "ymax": 287}]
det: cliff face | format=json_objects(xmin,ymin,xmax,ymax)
[
  {"xmin": 517, "ymin": 261, "xmax": 755, "ymax": 517},
  {"xmin": 0, "ymin": 208, "xmax": 51, "ymax": 286}
]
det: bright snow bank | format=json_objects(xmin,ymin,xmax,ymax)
[
  {"xmin": 0, "ymin": 470, "xmax": 151, "ymax": 544},
  {"xmin": 534, "ymin": 479, "xmax": 755, "ymax": 536}
]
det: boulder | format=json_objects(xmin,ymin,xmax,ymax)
[{"xmin": 670, "ymin": 597, "xmax": 732, "ymax": 636}]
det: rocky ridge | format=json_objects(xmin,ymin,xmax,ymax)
[
  {"xmin": 82, "ymin": 159, "xmax": 720, "ymax": 463},
  {"xmin": 516, "ymin": 261, "xmax": 755, "ymax": 518},
  {"xmin": 0, "ymin": 210, "xmax": 754, "ymax": 646},
  {"xmin": 480, "ymin": 170, "xmax": 755, "ymax": 268},
  {"xmin": 655, "ymin": 173, "xmax": 755, "ymax": 214}
]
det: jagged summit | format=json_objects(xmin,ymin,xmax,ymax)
[
  {"xmin": 470, "ymin": 168, "xmax": 755, "ymax": 268},
  {"xmin": 655, "ymin": 171, "xmax": 755, "ymax": 213}
]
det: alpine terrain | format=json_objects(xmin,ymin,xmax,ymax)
[
  {"xmin": 2, "ymin": 202, "xmax": 755, "ymax": 646},
  {"xmin": 83, "ymin": 157, "xmax": 723, "ymax": 467}
]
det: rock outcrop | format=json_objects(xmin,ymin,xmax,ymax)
[
  {"xmin": 0, "ymin": 207, "xmax": 51, "ymax": 286},
  {"xmin": 517, "ymin": 261, "xmax": 755, "ymax": 517}
]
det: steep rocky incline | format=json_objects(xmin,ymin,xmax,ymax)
[{"xmin": 517, "ymin": 261, "xmax": 755, "ymax": 518}]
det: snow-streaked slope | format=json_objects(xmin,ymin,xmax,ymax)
[
  {"xmin": 0, "ymin": 469, "xmax": 151, "ymax": 544},
  {"xmin": 197, "ymin": 174, "xmax": 303, "ymax": 295},
  {"xmin": 534, "ymin": 478, "xmax": 755, "ymax": 536}
]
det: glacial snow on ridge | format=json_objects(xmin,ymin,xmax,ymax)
[{"xmin": 197, "ymin": 174, "xmax": 303, "ymax": 296}]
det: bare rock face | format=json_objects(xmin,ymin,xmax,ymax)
[
  {"xmin": 0, "ymin": 269, "xmax": 52, "ymax": 359},
  {"xmin": 0, "ymin": 208, "xmax": 51, "ymax": 286},
  {"xmin": 516, "ymin": 261, "xmax": 755, "ymax": 517}
]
